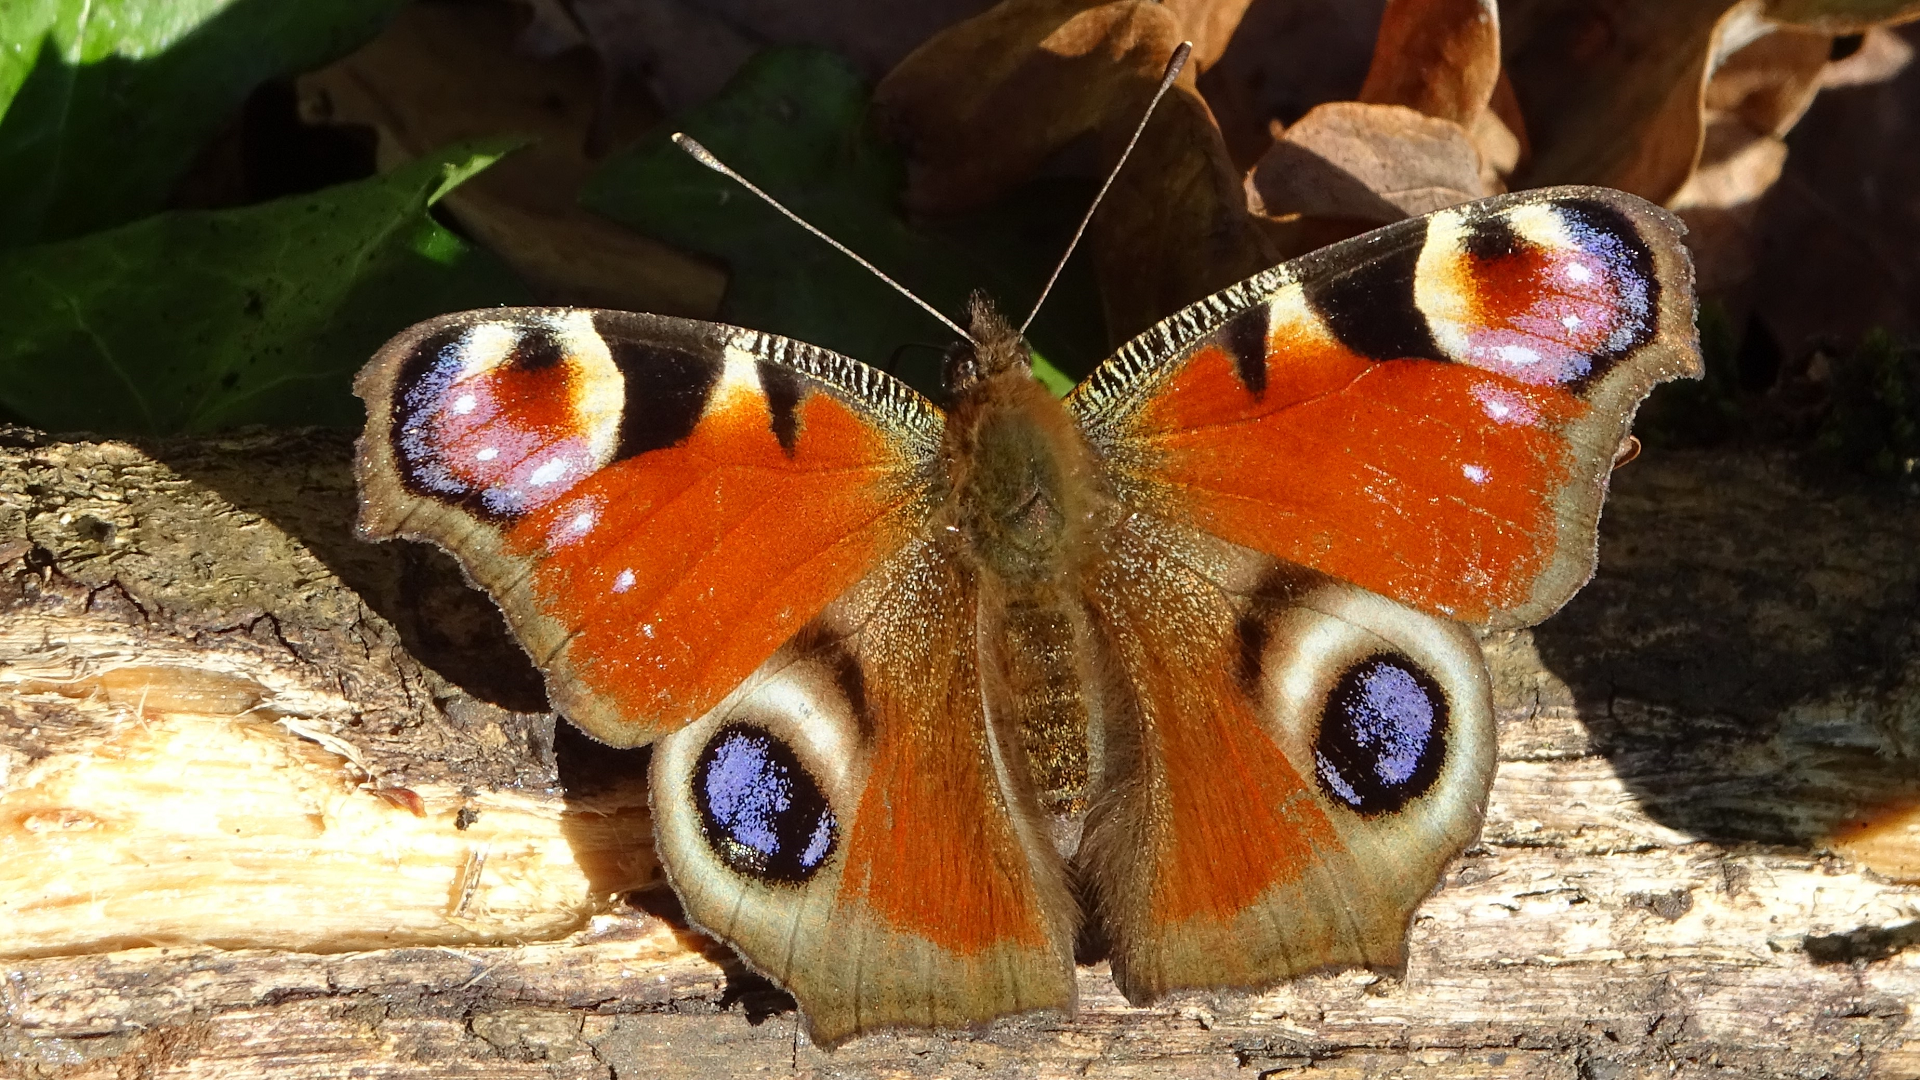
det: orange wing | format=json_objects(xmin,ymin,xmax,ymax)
[
  {"xmin": 1078, "ymin": 514, "xmax": 1495, "ymax": 1000},
  {"xmin": 1071, "ymin": 187, "xmax": 1700, "ymax": 629},
  {"xmin": 355, "ymin": 308, "xmax": 940, "ymax": 746},
  {"xmin": 1070, "ymin": 188, "xmax": 1696, "ymax": 1000},
  {"xmin": 649, "ymin": 535, "xmax": 1077, "ymax": 1045}
]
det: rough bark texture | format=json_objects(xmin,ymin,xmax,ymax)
[{"xmin": 1, "ymin": 426, "xmax": 1916, "ymax": 1079}]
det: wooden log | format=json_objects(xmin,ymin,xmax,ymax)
[{"xmin": 2, "ymin": 426, "xmax": 1916, "ymax": 1079}]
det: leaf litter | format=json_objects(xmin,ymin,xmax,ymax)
[{"xmin": 0, "ymin": 0, "xmax": 1917, "ymax": 437}]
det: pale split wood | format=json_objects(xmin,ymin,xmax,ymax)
[{"xmin": 1, "ymin": 426, "xmax": 1917, "ymax": 1079}]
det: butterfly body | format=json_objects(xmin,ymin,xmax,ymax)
[
  {"xmin": 355, "ymin": 187, "xmax": 1700, "ymax": 1044},
  {"xmin": 938, "ymin": 300, "xmax": 1113, "ymax": 829}
]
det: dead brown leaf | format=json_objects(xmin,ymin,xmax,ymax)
[
  {"xmin": 876, "ymin": 0, "xmax": 1194, "ymax": 212},
  {"xmin": 1672, "ymin": 22, "xmax": 1832, "ymax": 298},
  {"xmin": 1501, "ymin": 0, "xmax": 1732, "ymax": 201},
  {"xmin": 513, "ymin": 0, "xmax": 1001, "ymax": 111},
  {"xmin": 1356, "ymin": 0, "xmax": 1520, "ymax": 189},
  {"xmin": 1201, "ymin": 0, "xmax": 1389, "ymax": 168},
  {"xmin": 875, "ymin": 0, "xmax": 1274, "ymax": 344},
  {"xmin": 1359, "ymin": 0, "xmax": 1501, "ymax": 126},
  {"xmin": 1670, "ymin": 124, "xmax": 1792, "ymax": 296},
  {"xmin": 1746, "ymin": 25, "xmax": 1920, "ymax": 352},
  {"xmin": 1711, "ymin": 22, "xmax": 1835, "ymax": 135},
  {"xmin": 1252, "ymin": 102, "xmax": 1488, "ymax": 223},
  {"xmin": 1763, "ymin": 0, "xmax": 1920, "ymax": 32},
  {"xmin": 1470, "ymin": 81, "xmax": 1528, "ymax": 183},
  {"xmin": 299, "ymin": 0, "xmax": 725, "ymax": 316}
]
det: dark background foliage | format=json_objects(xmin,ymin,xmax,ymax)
[{"xmin": 0, "ymin": 0, "xmax": 1914, "ymax": 480}]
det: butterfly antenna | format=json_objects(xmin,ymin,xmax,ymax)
[
  {"xmin": 1018, "ymin": 41, "xmax": 1193, "ymax": 337},
  {"xmin": 672, "ymin": 133, "xmax": 976, "ymax": 345}
]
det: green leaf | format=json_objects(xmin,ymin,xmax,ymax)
[
  {"xmin": 0, "ymin": 143, "xmax": 532, "ymax": 435},
  {"xmin": 580, "ymin": 46, "xmax": 1105, "ymax": 400},
  {"xmin": 0, "ymin": 0, "xmax": 408, "ymax": 246}
]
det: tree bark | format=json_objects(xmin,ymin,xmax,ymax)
[{"xmin": 1, "ymin": 426, "xmax": 1916, "ymax": 1079}]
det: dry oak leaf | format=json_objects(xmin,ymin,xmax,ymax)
[
  {"xmin": 1355, "ymin": 0, "xmax": 1525, "ymax": 186},
  {"xmin": 1500, "ymin": 0, "xmax": 1736, "ymax": 203},
  {"xmin": 1763, "ymin": 0, "xmax": 1920, "ymax": 31},
  {"xmin": 875, "ymin": 0, "xmax": 1238, "ymax": 212},
  {"xmin": 1248, "ymin": 101, "xmax": 1490, "ymax": 260},
  {"xmin": 1669, "ymin": 22, "xmax": 1834, "ymax": 295},
  {"xmin": 1359, "ymin": 0, "xmax": 1501, "ymax": 126},
  {"xmin": 876, "ymin": 0, "xmax": 1274, "ymax": 344},
  {"xmin": 1504, "ymin": 0, "xmax": 1915, "ymax": 205}
]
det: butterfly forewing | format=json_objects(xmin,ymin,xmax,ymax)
[
  {"xmin": 354, "ymin": 308, "xmax": 942, "ymax": 747},
  {"xmin": 1070, "ymin": 186, "xmax": 1700, "ymax": 629}
]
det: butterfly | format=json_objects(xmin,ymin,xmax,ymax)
[{"xmin": 355, "ymin": 157, "xmax": 1697, "ymax": 1042}]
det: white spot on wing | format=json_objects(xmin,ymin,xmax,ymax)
[
  {"xmin": 547, "ymin": 495, "xmax": 604, "ymax": 548},
  {"xmin": 1463, "ymin": 464, "xmax": 1489, "ymax": 484},
  {"xmin": 454, "ymin": 324, "xmax": 521, "ymax": 378},
  {"xmin": 1471, "ymin": 383, "xmax": 1539, "ymax": 426},
  {"xmin": 1491, "ymin": 344, "xmax": 1540, "ymax": 366},
  {"xmin": 711, "ymin": 345, "xmax": 767, "ymax": 414},
  {"xmin": 1566, "ymin": 262, "xmax": 1593, "ymax": 284},
  {"xmin": 476, "ymin": 446, "xmax": 499, "ymax": 461},
  {"xmin": 546, "ymin": 311, "xmax": 626, "ymax": 470},
  {"xmin": 529, "ymin": 458, "xmax": 568, "ymax": 487},
  {"xmin": 451, "ymin": 393, "xmax": 477, "ymax": 415},
  {"xmin": 612, "ymin": 568, "xmax": 636, "ymax": 593},
  {"xmin": 1412, "ymin": 210, "xmax": 1475, "ymax": 362}
]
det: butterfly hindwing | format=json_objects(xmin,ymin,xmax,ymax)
[
  {"xmin": 1070, "ymin": 186, "xmax": 1700, "ymax": 629},
  {"xmin": 355, "ymin": 308, "xmax": 942, "ymax": 747},
  {"xmin": 1079, "ymin": 513, "xmax": 1495, "ymax": 1000},
  {"xmin": 649, "ymin": 534, "xmax": 1078, "ymax": 1045}
]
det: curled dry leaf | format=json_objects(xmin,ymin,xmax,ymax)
[
  {"xmin": 560, "ymin": 0, "xmax": 761, "ymax": 113},
  {"xmin": 877, "ymin": 0, "xmax": 1196, "ymax": 212},
  {"xmin": 1358, "ymin": 0, "xmax": 1501, "ymax": 126},
  {"xmin": 1764, "ymin": 0, "xmax": 1920, "ymax": 32},
  {"xmin": 515, "ymin": 0, "xmax": 1005, "ymax": 115},
  {"xmin": 1501, "ymin": 0, "xmax": 1735, "ymax": 203},
  {"xmin": 1249, "ymin": 101, "xmax": 1489, "ymax": 256},
  {"xmin": 1355, "ymin": 0, "xmax": 1520, "ymax": 188},
  {"xmin": 1501, "ymin": 0, "xmax": 1920, "ymax": 206},
  {"xmin": 298, "ymin": 0, "xmax": 725, "ymax": 316},
  {"xmin": 1200, "ymin": 0, "xmax": 1390, "ymax": 168},
  {"xmin": 1745, "ymin": 25, "xmax": 1920, "ymax": 351},
  {"xmin": 875, "ymin": 0, "xmax": 1273, "ymax": 344},
  {"xmin": 1671, "ymin": 22, "xmax": 1833, "ymax": 297},
  {"xmin": 1706, "ymin": 21, "xmax": 1835, "ymax": 136}
]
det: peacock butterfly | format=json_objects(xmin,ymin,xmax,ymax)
[{"xmin": 352, "ymin": 54, "xmax": 1699, "ymax": 1044}]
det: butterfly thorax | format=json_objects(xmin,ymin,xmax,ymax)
[{"xmin": 939, "ymin": 298, "xmax": 1112, "ymax": 836}]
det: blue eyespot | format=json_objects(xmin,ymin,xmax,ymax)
[
  {"xmin": 1314, "ymin": 654, "xmax": 1449, "ymax": 815},
  {"xmin": 694, "ymin": 725, "xmax": 837, "ymax": 883}
]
